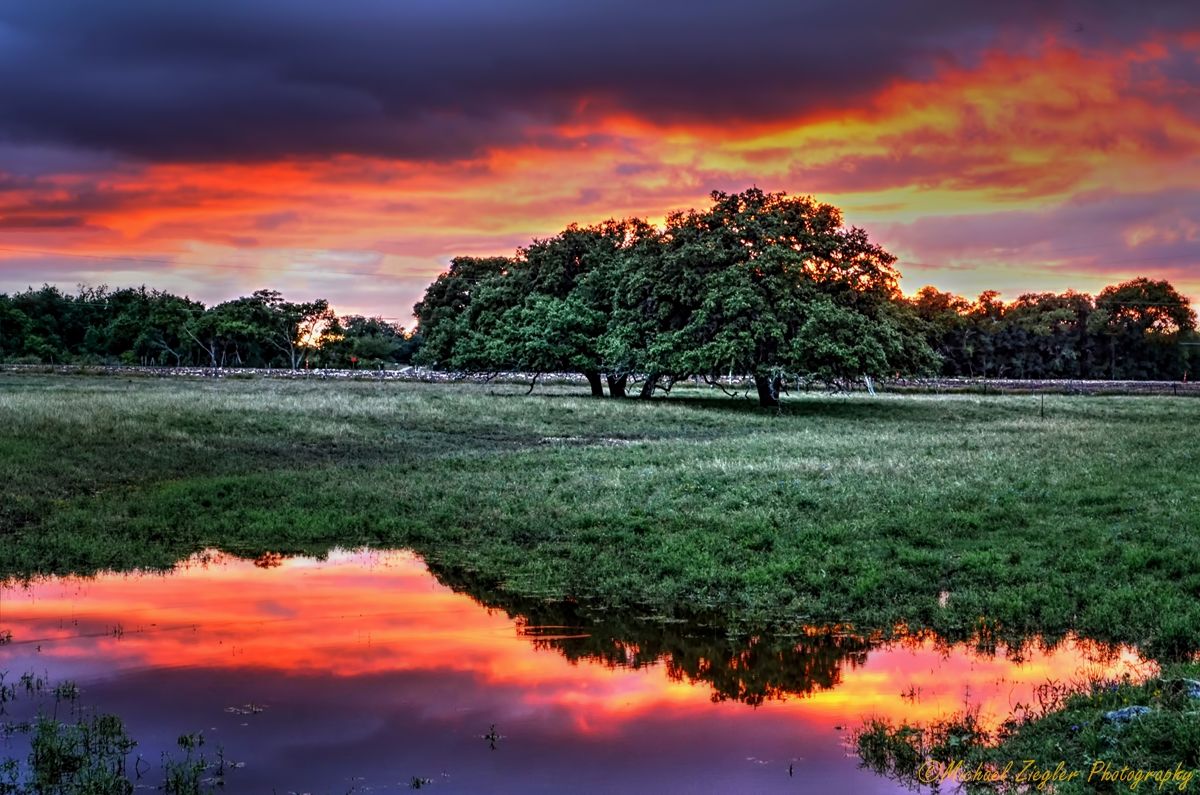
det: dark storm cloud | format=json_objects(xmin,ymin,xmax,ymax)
[{"xmin": 0, "ymin": 0, "xmax": 1195, "ymax": 164}]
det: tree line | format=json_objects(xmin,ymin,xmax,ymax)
[
  {"xmin": 414, "ymin": 188, "xmax": 1197, "ymax": 405},
  {"xmin": 0, "ymin": 285, "xmax": 419, "ymax": 369},
  {"xmin": 1, "ymin": 189, "xmax": 1194, "ymax": 401},
  {"xmin": 912, "ymin": 280, "xmax": 1196, "ymax": 381}
]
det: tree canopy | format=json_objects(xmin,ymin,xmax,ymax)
[
  {"xmin": 415, "ymin": 189, "xmax": 947, "ymax": 405},
  {"xmin": 0, "ymin": 285, "xmax": 417, "ymax": 370},
  {"xmin": 415, "ymin": 189, "xmax": 1196, "ymax": 404},
  {"xmin": 913, "ymin": 279, "xmax": 1197, "ymax": 381}
]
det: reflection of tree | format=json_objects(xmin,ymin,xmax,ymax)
[
  {"xmin": 425, "ymin": 564, "xmax": 1136, "ymax": 707},
  {"xmin": 253, "ymin": 551, "xmax": 284, "ymax": 568},
  {"xmin": 542, "ymin": 622, "xmax": 884, "ymax": 706},
  {"xmin": 427, "ymin": 563, "xmax": 877, "ymax": 706}
]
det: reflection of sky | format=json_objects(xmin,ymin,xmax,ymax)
[{"xmin": 0, "ymin": 550, "xmax": 1148, "ymax": 793}]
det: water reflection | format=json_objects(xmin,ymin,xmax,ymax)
[
  {"xmin": 0, "ymin": 550, "xmax": 1148, "ymax": 793},
  {"xmin": 427, "ymin": 563, "xmax": 1148, "ymax": 722}
]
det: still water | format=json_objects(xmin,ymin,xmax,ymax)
[{"xmin": 0, "ymin": 550, "xmax": 1147, "ymax": 793}]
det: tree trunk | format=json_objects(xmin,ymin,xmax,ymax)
[
  {"xmin": 754, "ymin": 374, "xmax": 781, "ymax": 407},
  {"xmin": 639, "ymin": 372, "xmax": 660, "ymax": 400},
  {"xmin": 606, "ymin": 373, "xmax": 628, "ymax": 398},
  {"xmin": 584, "ymin": 370, "xmax": 604, "ymax": 397}
]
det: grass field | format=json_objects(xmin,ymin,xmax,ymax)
[{"xmin": 2, "ymin": 372, "xmax": 1199, "ymax": 657}]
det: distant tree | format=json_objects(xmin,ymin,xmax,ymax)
[
  {"xmin": 912, "ymin": 286, "xmax": 974, "ymax": 376},
  {"xmin": 138, "ymin": 292, "xmax": 206, "ymax": 366},
  {"xmin": 196, "ymin": 297, "xmax": 265, "ymax": 367},
  {"xmin": 1002, "ymin": 291, "xmax": 1094, "ymax": 379},
  {"xmin": 184, "ymin": 290, "xmax": 332, "ymax": 369},
  {"xmin": 0, "ymin": 294, "xmax": 31, "ymax": 361},
  {"xmin": 250, "ymin": 289, "xmax": 332, "ymax": 370},
  {"xmin": 907, "ymin": 279, "xmax": 1195, "ymax": 381},
  {"xmin": 1092, "ymin": 278, "xmax": 1197, "ymax": 379},
  {"xmin": 320, "ymin": 315, "xmax": 417, "ymax": 368},
  {"xmin": 7, "ymin": 285, "xmax": 74, "ymax": 362}
]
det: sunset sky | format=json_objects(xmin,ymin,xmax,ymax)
[{"xmin": 0, "ymin": 1, "xmax": 1197, "ymax": 324}]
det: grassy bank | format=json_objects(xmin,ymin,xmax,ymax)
[
  {"xmin": 2, "ymin": 372, "xmax": 1198, "ymax": 654},
  {"xmin": 856, "ymin": 661, "xmax": 1200, "ymax": 793}
]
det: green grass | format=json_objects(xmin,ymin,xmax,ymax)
[
  {"xmin": 2, "ymin": 372, "xmax": 1199, "ymax": 655},
  {"xmin": 854, "ymin": 662, "xmax": 1200, "ymax": 793}
]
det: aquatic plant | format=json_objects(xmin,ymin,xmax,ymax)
[{"xmin": 0, "ymin": 674, "xmax": 226, "ymax": 795}]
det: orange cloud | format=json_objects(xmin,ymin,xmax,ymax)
[{"xmin": 1, "ymin": 33, "xmax": 1197, "ymax": 314}]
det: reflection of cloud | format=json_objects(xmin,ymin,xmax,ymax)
[{"xmin": 0, "ymin": 550, "xmax": 1147, "ymax": 736}]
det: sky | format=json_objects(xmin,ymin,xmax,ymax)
[{"xmin": 0, "ymin": 1, "xmax": 1197, "ymax": 325}]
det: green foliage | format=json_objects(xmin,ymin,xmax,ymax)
[
  {"xmin": 786, "ymin": 296, "xmax": 902, "ymax": 383},
  {"xmin": 912, "ymin": 280, "xmax": 1197, "ymax": 381},
  {"xmin": 319, "ymin": 315, "xmax": 416, "ymax": 368},
  {"xmin": 414, "ymin": 189, "xmax": 937, "ymax": 404},
  {"xmin": 0, "ymin": 284, "xmax": 419, "ymax": 370},
  {"xmin": 416, "ymin": 222, "xmax": 638, "ymax": 388},
  {"xmin": 412, "ymin": 255, "xmax": 511, "ymax": 367},
  {"xmin": 410, "ymin": 190, "xmax": 1196, "ymax": 402},
  {"xmin": 161, "ymin": 734, "xmax": 208, "ymax": 795},
  {"xmin": 664, "ymin": 190, "xmax": 919, "ymax": 394},
  {"xmin": 3, "ymin": 189, "xmax": 1191, "ymax": 391},
  {"xmin": 27, "ymin": 713, "xmax": 136, "ymax": 795},
  {"xmin": 189, "ymin": 289, "xmax": 333, "ymax": 369}
]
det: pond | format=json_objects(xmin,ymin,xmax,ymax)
[{"xmin": 0, "ymin": 550, "xmax": 1149, "ymax": 793}]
